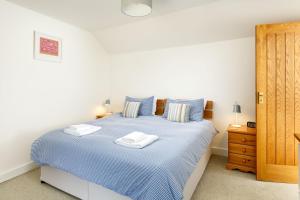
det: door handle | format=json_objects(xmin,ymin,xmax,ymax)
[{"xmin": 258, "ymin": 92, "xmax": 264, "ymax": 104}]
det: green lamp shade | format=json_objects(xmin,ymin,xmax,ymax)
[
  {"xmin": 233, "ymin": 104, "xmax": 241, "ymax": 113},
  {"xmin": 105, "ymin": 99, "xmax": 111, "ymax": 105}
]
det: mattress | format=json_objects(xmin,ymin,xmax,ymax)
[{"xmin": 31, "ymin": 114, "xmax": 217, "ymax": 200}]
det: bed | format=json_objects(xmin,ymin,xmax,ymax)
[{"xmin": 31, "ymin": 100, "xmax": 217, "ymax": 200}]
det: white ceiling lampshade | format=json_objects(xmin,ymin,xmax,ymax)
[{"xmin": 122, "ymin": 0, "xmax": 152, "ymax": 17}]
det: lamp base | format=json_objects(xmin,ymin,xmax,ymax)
[{"xmin": 231, "ymin": 124, "xmax": 242, "ymax": 128}]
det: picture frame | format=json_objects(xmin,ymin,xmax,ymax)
[{"xmin": 34, "ymin": 31, "xmax": 62, "ymax": 62}]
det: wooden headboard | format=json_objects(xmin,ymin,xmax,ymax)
[
  {"xmin": 155, "ymin": 99, "xmax": 167, "ymax": 115},
  {"xmin": 155, "ymin": 99, "xmax": 214, "ymax": 120},
  {"xmin": 203, "ymin": 100, "xmax": 213, "ymax": 120}
]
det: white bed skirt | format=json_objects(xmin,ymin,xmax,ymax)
[{"xmin": 41, "ymin": 147, "xmax": 212, "ymax": 200}]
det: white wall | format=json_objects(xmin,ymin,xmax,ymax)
[
  {"xmin": 0, "ymin": 0, "xmax": 256, "ymax": 182},
  {"xmin": 0, "ymin": 0, "xmax": 110, "ymax": 181},
  {"xmin": 110, "ymin": 37, "xmax": 256, "ymax": 152}
]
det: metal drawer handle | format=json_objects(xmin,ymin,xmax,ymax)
[
  {"xmin": 242, "ymin": 138, "xmax": 247, "ymax": 142},
  {"xmin": 242, "ymin": 148, "xmax": 246, "ymax": 153}
]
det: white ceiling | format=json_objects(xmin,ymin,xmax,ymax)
[
  {"xmin": 95, "ymin": 0, "xmax": 300, "ymax": 53},
  {"xmin": 6, "ymin": 0, "xmax": 218, "ymax": 31},
  {"xmin": 6, "ymin": 0, "xmax": 300, "ymax": 54}
]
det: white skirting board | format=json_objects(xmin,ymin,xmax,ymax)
[
  {"xmin": 211, "ymin": 146, "xmax": 228, "ymax": 157},
  {"xmin": 40, "ymin": 147, "xmax": 212, "ymax": 200},
  {"xmin": 0, "ymin": 161, "xmax": 37, "ymax": 184}
]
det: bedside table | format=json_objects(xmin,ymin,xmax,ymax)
[
  {"xmin": 226, "ymin": 125, "xmax": 256, "ymax": 173},
  {"xmin": 96, "ymin": 113, "xmax": 112, "ymax": 119}
]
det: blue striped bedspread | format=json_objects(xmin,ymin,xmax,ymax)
[{"xmin": 31, "ymin": 114, "xmax": 217, "ymax": 200}]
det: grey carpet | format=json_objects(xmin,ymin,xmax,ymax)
[{"xmin": 0, "ymin": 156, "xmax": 298, "ymax": 200}]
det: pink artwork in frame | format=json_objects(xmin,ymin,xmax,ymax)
[
  {"xmin": 34, "ymin": 31, "xmax": 62, "ymax": 62},
  {"xmin": 40, "ymin": 37, "xmax": 59, "ymax": 56}
]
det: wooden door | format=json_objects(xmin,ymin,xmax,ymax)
[{"xmin": 256, "ymin": 22, "xmax": 300, "ymax": 183}]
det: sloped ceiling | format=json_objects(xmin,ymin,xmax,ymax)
[
  {"xmin": 95, "ymin": 0, "xmax": 300, "ymax": 53},
  {"xmin": 6, "ymin": 0, "xmax": 300, "ymax": 54},
  {"xmin": 6, "ymin": 0, "xmax": 218, "ymax": 30}
]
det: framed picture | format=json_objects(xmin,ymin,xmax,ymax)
[{"xmin": 34, "ymin": 31, "xmax": 62, "ymax": 62}]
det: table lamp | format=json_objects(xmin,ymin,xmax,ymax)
[
  {"xmin": 105, "ymin": 99, "xmax": 111, "ymax": 113},
  {"xmin": 232, "ymin": 102, "xmax": 241, "ymax": 128}
]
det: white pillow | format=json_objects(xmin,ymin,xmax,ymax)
[{"xmin": 152, "ymin": 96, "xmax": 157, "ymax": 115}]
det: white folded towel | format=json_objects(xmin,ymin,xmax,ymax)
[
  {"xmin": 120, "ymin": 131, "xmax": 147, "ymax": 143},
  {"xmin": 115, "ymin": 131, "xmax": 159, "ymax": 149},
  {"xmin": 64, "ymin": 124, "xmax": 101, "ymax": 136},
  {"xmin": 69, "ymin": 124, "xmax": 97, "ymax": 131}
]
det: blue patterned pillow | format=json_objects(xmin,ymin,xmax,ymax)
[
  {"xmin": 167, "ymin": 103, "xmax": 191, "ymax": 123},
  {"xmin": 163, "ymin": 98, "xmax": 204, "ymax": 121},
  {"xmin": 125, "ymin": 96, "xmax": 154, "ymax": 116}
]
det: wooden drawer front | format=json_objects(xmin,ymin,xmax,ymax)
[
  {"xmin": 228, "ymin": 153, "xmax": 256, "ymax": 168},
  {"xmin": 228, "ymin": 143, "xmax": 256, "ymax": 156},
  {"xmin": 228, "ymin": 132, "xmax": 256, "ymax": 146}
]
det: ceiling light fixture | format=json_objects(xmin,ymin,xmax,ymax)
[{"xmin": 121, "ymin": 0, "xmax": 152, "ymax": 17}]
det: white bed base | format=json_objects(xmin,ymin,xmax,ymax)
[{"xmin": 41, "ymin": 147, "xmax": 212, "ymax": 200}]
